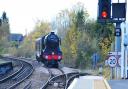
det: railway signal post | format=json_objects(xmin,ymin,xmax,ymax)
[{"xmin": 97, "ymin": 0, "xmax": 127, "ymax": 79}]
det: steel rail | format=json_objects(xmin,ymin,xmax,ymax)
[{"xmin": 0, "ymin": 56, "xmax": 34, "ymax": 89}]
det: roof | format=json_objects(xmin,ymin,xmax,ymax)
[{"xmin": 9, "ymin": 33, "xmax": 24, "ymax": 42}]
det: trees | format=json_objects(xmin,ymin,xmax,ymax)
[
  {"xmin": 0, "ymin": 12, "xmax": 10, "ymax": 40},
  {"xmin": 60, "ymin": 3, "xmax": 92, "ymax": 67},
  {"xmin": 14, "ymin": 21, "xmax": 51, "ymax": 57},
  {"xmin": 7, "ymin": 2, "xmax": 114, "ymax": 69},
  {"xmin": 59, "ymin": 3, "xmax": 114, "ymax": 68},
  {"xmin": 0, "ymin": 12, "xmax": 10, "ymax": 54},
  {"xmin": 96, "ymin": 23, "xmax": 114, "ymax": 59}
]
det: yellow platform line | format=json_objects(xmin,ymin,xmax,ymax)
[{"xmin": 103, "ymin": 78, "xmax": 111, "ymax": 89}]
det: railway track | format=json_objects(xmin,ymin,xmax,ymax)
[
  {"xmin": 0, "ymin": 57, "xmax": 34, "ymax": 89},
  {"xmin": 0, "ymin": 56, "xmax": 90, "ymax": 89},
  {"xmin": 0, "ymin": 60, "xmax": 23, "ymax": 83},
  {"xmin": 65, "ymin": 72, "xmax": 91, "ymax": 89},
  {"xmin": 40, "ymin": 67, "xmax": 66, "ymax": 89},
  {"xmin": 40, "ymin": 67, "xmax": 88, "ymax": 89},
  {"xmin": 23, "ymin": 81, "xmax": 32, "ymax": 89},
  {"xmin": 40, "ymin": 67, "xmax": 91, "ymax": 89}
]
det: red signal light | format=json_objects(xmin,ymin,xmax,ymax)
[{"xmin": 101, "ymin": 11, "xmax": 108, "ymax": 18}]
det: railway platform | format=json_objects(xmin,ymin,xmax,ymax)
[
  {"xmin": 0, "ymin": 59, "xmax": 13, "ymax": 74},
  {"xmin": 68, "ymin": 76, "xmax": 111, "ymax": 89}
]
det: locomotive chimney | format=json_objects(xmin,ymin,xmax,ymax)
[{"xmin": 51, "ymin": 32, "xmax": 55, "ymax": 34}]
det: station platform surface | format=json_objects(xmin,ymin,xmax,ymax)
[
  {"xmin": 0, "ymin": 59, "xmax": 10, "ymax": 64},
  {"xmin": 0, "ymin": 59, "xmax": 13, "ymax": 74},
  {"xmin": 68, "ymin": 76, "xmax": 111, "ymax": 89}
]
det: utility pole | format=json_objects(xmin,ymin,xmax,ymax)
[{"xmin": 115, "ymin": 22, "xmax": 121, "ymax": 79}]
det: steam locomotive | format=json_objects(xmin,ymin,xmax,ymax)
[{"xmin": 35, "ymin": 32, "xmax": 62, "ymax": 68}]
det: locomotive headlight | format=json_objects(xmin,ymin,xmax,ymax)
[
  {"xmin": 52, "ymin": 52, "xmax": 54, "ymax": 55},
  {"xmin": 45, "ymin": 55, "xmax": 48, "ymax": 59},
  {"xmin": 58, "ymin": 56, "xmax": 61, "ymax": 59}
]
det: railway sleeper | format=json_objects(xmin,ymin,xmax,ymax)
[
  {"xmin": 12, "ymin": 68, "xmax": 28, "ymax": 80},
  {"xmin": 23, "ymin": 81, "xmax": 32, "ymax": 89}
]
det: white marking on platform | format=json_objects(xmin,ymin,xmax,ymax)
[
  {"xmin": 68, "ymin": 76, "xmax": 94, "ymax": 89},
  {"xmin": 68, "ymin": 76, "xmax": 109, "ymax": 89},
  {"xmin": 81, "ymin": 76, "xmax": 103, "ymax": 80}
]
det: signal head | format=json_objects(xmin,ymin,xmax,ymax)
[{"xmin": 101, "ymin": 11, "xmax": 108, "ymax": 18}]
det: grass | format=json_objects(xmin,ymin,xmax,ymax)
[{"xmin": 103, "ymin": 66, "xmax": 111, "ymax": 80}]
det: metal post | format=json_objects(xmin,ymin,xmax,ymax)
[
  {"xmin": 121, "ymin": 25, "xmax": 128, "ymax": 79},
  {"xmin": 121, "ymin": 42, "xmax": 124, "ymax": 78},
  {"xmin": 115, "ymin": 22, "xmax": 121, "ymax": 79},
  {"xmin": 126, "ymin": 47, "xmax": 128, "ymax": 78},
  {"xmin": 124, "ymin": 46, "xmax": 127, "ymax": 78},
  {"xmin": 124, "ymin": 40, "xmax": 128, "ymax": 79},
  {"xmin": 124, "ymin": 46, "xmax": 126, "ymax": 79},
  {"xmin": 123, "ymin": 45, "xmax": 127, "ymax": 79}
]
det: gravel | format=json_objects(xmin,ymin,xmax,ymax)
[{"xmin": 8, "ymin": 58, "xmax": 79, "ymax": 89}]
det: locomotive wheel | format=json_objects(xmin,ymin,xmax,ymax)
[
  {"xmin": 36, "ymin": 56, "xmax": 40, "ymax": 62},
  {"xmin": 44, "ymin": 60, "xmax": 51, "ymax": 68},
  {"xmin": 54, "ymin": 62, "xmax": 58, "ymax": 68},
  {"xmin": 41, "ymin": 58, "xmax": 45, "ymax": 63},
  {"xmin": 44, "ymin": 60, "xmax": 48, "ymax": 67}
]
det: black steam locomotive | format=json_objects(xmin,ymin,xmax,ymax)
[{"xmin": 35, "ymin": 32, "xmax": 62, "ymax": 67}]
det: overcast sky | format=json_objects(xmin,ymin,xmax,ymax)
[{"xmin": 0, "ymin": 0, "xmax": 127, "ymax": 35}]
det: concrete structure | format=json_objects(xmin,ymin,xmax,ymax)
[
  {"xmin": 68, "ymin": 76, "xmax": 111, "ymax": 89},
  {"xmin": 0, "ymin": 59, "xmax": 13, "ymax": 74}
]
